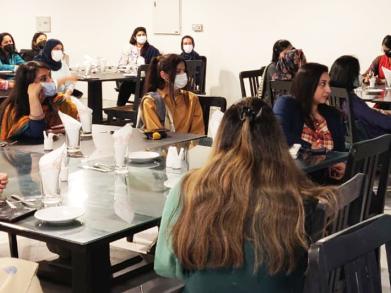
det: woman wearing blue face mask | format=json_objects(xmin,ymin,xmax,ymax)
[
  {"xmin": 137, "ymin": 54, "xmax": 204, "ymax": 134},
  {"xmin": 0, "ymin": 61, "xmax": 78, "ymax": 141},
  {"xmin": 0, "ymin": 32, "xmax": 25, "ymax": 72},
  {"xmin": 330, "ymin": 55, "xmax": 391, "ymax": 139},
  {"xmin": 34, "ymin": 39, "xmax": 78, "ymax": 98}
]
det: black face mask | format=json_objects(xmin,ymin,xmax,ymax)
[
  {"xmin": 37, "ymin": 40, "xmax": 46, "ymax": 50},
  {"xmin": 3, "ymin": 44, "xmax": 15, "ymax": 54},
  {"xmin": 385, "ymin": 50, "xmax": 391, "ymax": 58}
]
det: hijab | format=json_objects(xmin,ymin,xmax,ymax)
[{"xmin": 34, "ymin": 39, "xmax": 63, "ymax": 71}]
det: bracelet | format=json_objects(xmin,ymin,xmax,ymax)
[{"xmin": 29, "ymin": 113, "xmax": 45, "ymax": 120}]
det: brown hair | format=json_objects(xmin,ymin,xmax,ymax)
[
  {"xmin": 171, "ymin": 98, "xmax": 337, "ymax": 274},
  {"xmin": 143, "ymin": 54, "xmax": 189, "ymax": 106}
]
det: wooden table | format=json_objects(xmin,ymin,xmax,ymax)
[{"xmin": 76, "ymin": 72, "xmax": 137, "ymax": 123}]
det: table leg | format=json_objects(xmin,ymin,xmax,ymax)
[
  {"xmin": 8, "ymin": 233, "xmax": 18, "ymax": 257},
  {"xmin": 71, "ymin": 243, "xmax": 111, "ymax": 293},
  {"xmin": 87, "ymin": 80, "xmax": 103, "ymax": 124}
]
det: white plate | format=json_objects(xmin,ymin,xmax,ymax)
[
  {"xmin": 34, "ymin": 206, "xmax": 85, "ymax": 224},
  {"xmin": 366, "ymin": 88, "xmax": 383, "ymax": 93},
  {"xmin": 128, "ymin": 151, "xmax": 160, "ymax": 163}
]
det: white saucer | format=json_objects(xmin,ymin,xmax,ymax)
[
  {"xmin": 128, "ymin": 151, "xmax": 160, "ymax": 163},
  {"xmin": 35, "ymin": 206, "xmax": 85, "ymax": 224}
]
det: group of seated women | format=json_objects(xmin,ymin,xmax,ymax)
[{"xmin": 1, "ymin": 28, "xmax": 391, "ymax": 292}]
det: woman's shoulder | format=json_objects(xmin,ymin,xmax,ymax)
[{"xmin": 273, "ymin": 95, "xmax": 299, "ymax": 108}]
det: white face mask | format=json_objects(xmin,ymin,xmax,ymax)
[
  {"xmin": 136, "ymin": 35, "xmax": 147, "ymax": 45},
  {"xmin": 51, "ymin": 50, "xmax": 63, "ymax": 62},
  {"xmin": 174, "ymin": 73, "xmax": 188, "ymax": 90},
  {"xmin": 183, "ymin": 44, "xmax": 193, "ymax": 54}
]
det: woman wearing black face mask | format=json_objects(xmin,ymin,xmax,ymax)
[
  {"xmin": 20, "ymin": 32, "xmax": 47, "ymax": 62},
  {"xmin": 0, "ymin": 32, "xmax": 24, "ymax": 71},
  {"xmin": 364, "ymin": 35, "xmax": 391, "ymax": 83}
]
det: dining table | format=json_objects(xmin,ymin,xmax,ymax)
[
  {"xmin": 75, "ymin": 71, "xmax": 138, "ymax": 124},
  {"xmin": 0, "ymin": 126, "xmax": 348, "ymax": 292}
]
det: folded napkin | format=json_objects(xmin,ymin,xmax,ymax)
[
  {"xmin": 289, "ymin": 144, "xmax": 302, "ymax": 159},
  {"xmin": 58, "ymin": 111, "xmax": 81, "ymax": 148},
  {"xmin": 166, "ymin": 146, "xmax": 183, "ymax": 169},
  {"xmin": 70, "ymin": 97, "xmax": 93, "ymax": 133},
  {"xmin": 382, "ymin": 66, "xmax": 391, "ymax": 87},
  {"xmin": 113, "ymin": 124, "xmax": 133, "ymax": 166},
  {"xmin": 208, "ymin": 108, "xmax": 224, "ymax": 139},
  {"xmin": 39, "ymin": 144, "xmax": 66, "ymax": 196}
]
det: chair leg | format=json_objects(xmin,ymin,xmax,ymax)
[{"xmin": 8, "ymin": 233, "xmax": 18, "ymax": 257}]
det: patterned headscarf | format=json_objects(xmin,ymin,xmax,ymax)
[{"xmin": 273, "ymin": 49, "xmax": 307, "ymax": 81}]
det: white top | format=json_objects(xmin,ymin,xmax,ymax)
[
  {"xmin": 118, "ymin": 44, "xmax": 145, "ymax": 67},
  {"xmin": 51, "ymin": 61, "xmax": 74, "ymax": 93}
]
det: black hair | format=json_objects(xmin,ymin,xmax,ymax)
[
  {"xmin": 31, "ymin": 32, "xmax": 47, "ymax": 50},
  {"xmin": 290, "ymin": 62, "xmax": 329, "ymax": 130},
  {"xmin": 0, "ymin": 32, "xmax": 18, "ymax": 64},
  {"xmin": 0, "ymin": 61, "xmax": 50, "ymax": 122},
  {"xmin": 143, "ymin": 54, "xmax": 189, "ymax": 105},
  {"xmin": 382, "ymin": 35, "xmax": 391, "ymax": 49},
  {"xmin": 329, "ymin": 55, "xmax": 360, "ymax": 92},
  {"xmin": 272, "ymin": 39, "xmax": 292, "ymax": 63},
  {"xmin": 129, "ymin": 27, "xmax": 150, "ymax": 57}
]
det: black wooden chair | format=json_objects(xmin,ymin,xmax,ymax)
[
  {"xmin": 269, "ymin": 80, "xmax": 292, "ymax": 106},
  {"xmin": 103, "ymin": 64, "xmax": 149, "ymax": 126},
  {"xmin": 186, "ymin": 59, "xmax": 206, "ymax": 95},
  {"xmin": 239, "ymin": 68, "xmax": 264, "ymax": 98},
  {"xmin": 343, "ymin": 134, "xmax": 391, "ymax": 223},
  {"xmin": 304, "ymin": 214, "xmax": 391, "ymax": 293},
  {"xmin": 198, "ymin": 96, "xmax": 227, "ymax": 135}
]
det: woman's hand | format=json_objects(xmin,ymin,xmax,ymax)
[
  {"xmin": 0, "ymin": 173, "xmax": 8, "ymax": 193},
  {"xmin": 27, "ymin": 82, "xmax": 42, "ymax": 98},
  {"xmin": 329, "ymin": 162, "xmax": 346, "ymax": 180}
]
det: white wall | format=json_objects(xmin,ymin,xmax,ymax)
[{"xmin": 1, "ymin": 0, "xmax": 389, "ymax": 104}]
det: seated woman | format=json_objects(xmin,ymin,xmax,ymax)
[
  {"xmin": 21, "ymin": 32, "xmax": 47, "ymax": 62},
  {"xmin": 117, "ymin": 27, "xmax": 160, "ymax": 106},
  {"xmin": 331, "ymin": 55, "xmax": 391, "ymax": 139},
  {"xmin": 155, "ymin": 97, "xmax": 337, "ymax": 292},
  {"xmin": 34, "ymin": 39, "xmax": 77, "ymax": 98},
  {"xmin": 0, "ymin": 61, "xmax": 78, "ymax": 141},
  {"xmin": 272, "ymin": 48, "xmax": 306, "ymax": 81},
  {"xmin": 0, "ymin": 32, "xmax": 24, "ymax": 71},
  {"xmin": 180, "ymin": 35, "xmax": 201, "ymax": 61},
  {"xmin": 364, "ymin": 35, "xmax": 391, "ymax": 83},
  {"xmin": 137, "ymin": 54, "xmax": 204, "ymax": 134},
  {"xmin": 273, "ymin": 63, "xmax": 346, "ymax": 179}
]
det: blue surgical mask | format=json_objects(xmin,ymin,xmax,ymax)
[{"xmin": 41, "ymin": 82, "xmax": 57, "ymax": 97}]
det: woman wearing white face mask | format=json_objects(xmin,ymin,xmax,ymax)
[
  {"xmin": 0, "ymin": 61, "xmax": 78, "ymax": 141},
  {"xmin": 180, "ymin": 35, "xmax": 201, "ymax": 61},
  {"xmin": 137, "ymin": 54, "xmax": 204, "ymax": 134},
  {"xmin": 34, "ymin": 39, "xmax": 77, "ymax": 99},
  {"xmin": 117, "ymin": 27, "xmax": 161, "ymax": 106}
]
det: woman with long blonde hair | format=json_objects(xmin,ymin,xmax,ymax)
[{"xmin": 155, "ymin": 97, "xmax": 337, "ymax": 292}]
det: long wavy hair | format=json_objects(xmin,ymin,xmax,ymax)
[
  {"xmin": 0, "ymin": 32, "xmax": 18, "ymax": 64},
  {"xmin": 171, "ymin": 98, "xmax": 337, "ymax": 274},
  {"xmin": 0, "ymin": 61, "xmax": 50, "ymax": 122}
]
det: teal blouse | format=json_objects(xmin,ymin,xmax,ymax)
[
  {"xmin": 0, "ymin": 53, "xmax": 24, "ymax": 71},
  {"xmin": 154, "ymin": 182, "xmax": 307, "ymax": 293}
]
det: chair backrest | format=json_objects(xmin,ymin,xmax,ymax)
[
  {"xmin": 329, "ymin": 87, "xmax": 357, "ymax": 144},
  {"xmin": 133, "ymin": 64, "xmax": 149, "ymax": 110},
  {"xmin": 186, "ymin": 60, "xmax": 206, "ymax": 95},
  {"xmin": 197, "ymin": 96, "xmax": 227, "ymax": 135},
  {"xmin": 344, "ymin": 134, "xmax": 391, "ymax": 223},
  {"xmin": 200, "ymin": 56, "xmax": 207, "ymax": 93},
  {"xmin": 304, "ymin": 214, "xmax": 391, "ymax": 293},
  {"xmin": 269, "ymin": 80, "xmax": 292, "ymax": 105},
  {"xmin": 239, "ymin": 68, "xmax": 263, "ymax": 98}
]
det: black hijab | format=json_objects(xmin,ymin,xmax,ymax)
[
  {"xmin": 34, "ymin": 39, "xmax": 63, "ymax": 71},
  {"xmin": 180, "ymin": 35, "xmax": 201, "ymax": 61}
]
